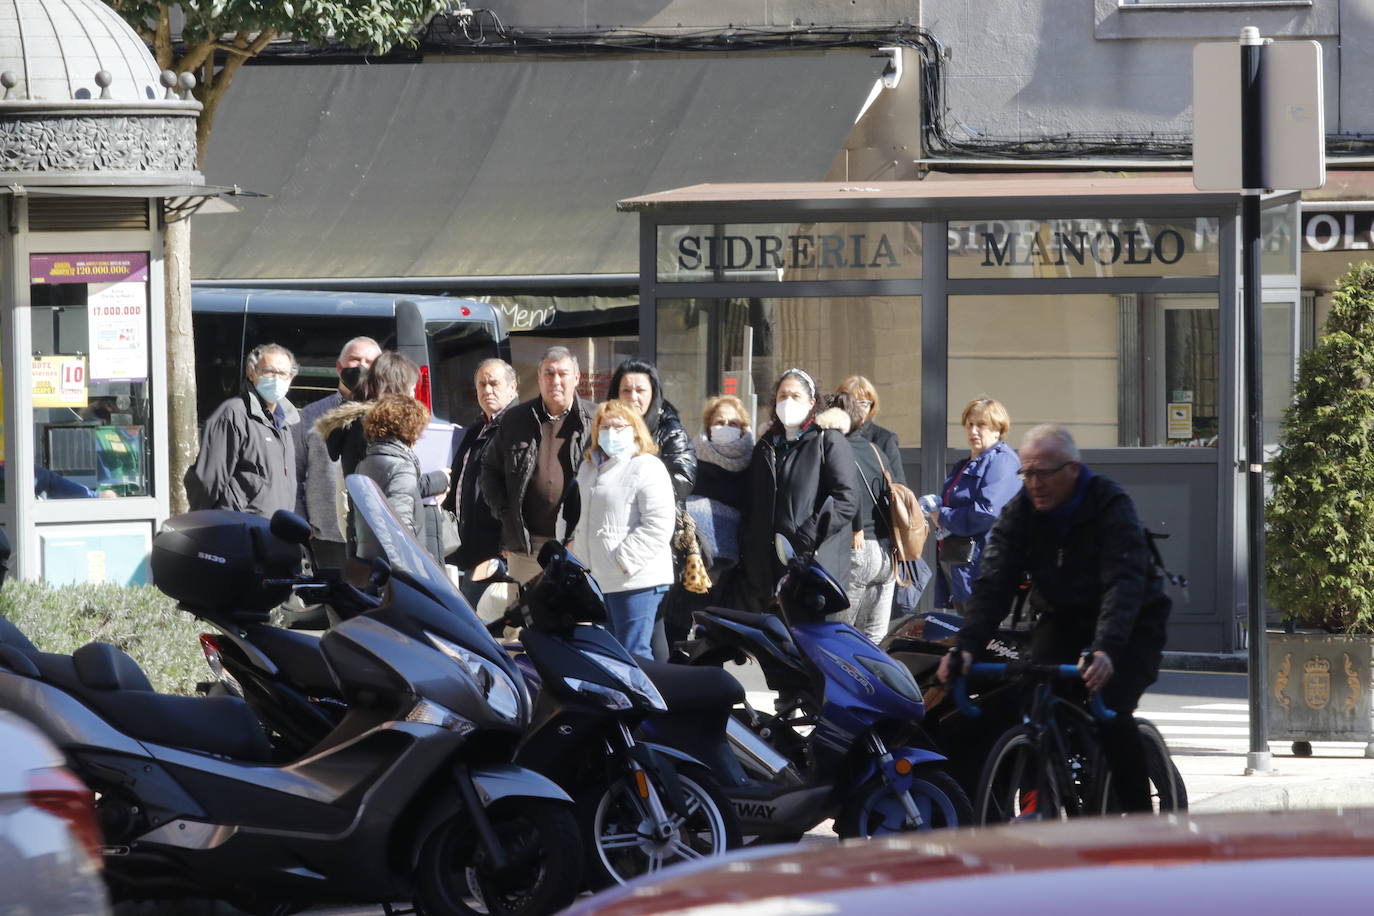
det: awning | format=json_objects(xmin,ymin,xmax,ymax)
[{"xmin": 194, "ymin": 51, "xmax": 885, "ymax": 282}]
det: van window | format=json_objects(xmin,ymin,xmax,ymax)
[
  {"xmin": 193, "ymin": 312, "xmax": 396, "ymax": 415},
  {"xmin": 428, "ymin": 320, "xmax": 500, "ymax": 427}
]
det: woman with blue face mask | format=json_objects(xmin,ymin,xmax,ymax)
[{"xmin": 571, "ymin": 399, "xmax": 676, "ymax": 659}]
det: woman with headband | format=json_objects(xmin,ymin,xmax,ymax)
[{"xmin": 741, "ymin": 367, "xmax": 860, "ymax": 614}]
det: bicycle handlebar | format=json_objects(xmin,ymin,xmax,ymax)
[{"xmin": 951, "ymin": 661, "xmax": 1115, "ymax": 722}]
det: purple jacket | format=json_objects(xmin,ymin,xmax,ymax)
[{"xmin": 934, "ymin": 439, "xmax": 1021, "ymax": 607}]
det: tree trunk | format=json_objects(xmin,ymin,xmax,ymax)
[{"xmin": 164, "ymin": 217, "xmax": 197, "ymax": 515}]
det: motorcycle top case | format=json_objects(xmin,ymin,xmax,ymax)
[{"xmin": 152, "ymin": 510, "xmax": 302, "ymax": 617}]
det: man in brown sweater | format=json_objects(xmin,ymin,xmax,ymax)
[{"xmin": 480, "ymin": 346, "xmax": 596, "ymax": 584}]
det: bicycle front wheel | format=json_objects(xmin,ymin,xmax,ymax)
[
  {"xmin": 1101, "ymin": 717, "xmax": 1188, "ymax": 813},
  {"xmin": 975, "ymin": 725, "xmax": 1062, "ymax": 825}
]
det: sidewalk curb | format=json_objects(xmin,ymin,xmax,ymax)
[
  {"xmin": 1192, "ymin": 776, "xmax": 1374, "ymax": 813},
  {"xmin": 1162, "ymin": 651, "xmax": 1247, "ymax": 673}
]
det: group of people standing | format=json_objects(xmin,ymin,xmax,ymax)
[{"xmin": 187, "ymin": 335, "xmax": 1029, "ymax": 663}]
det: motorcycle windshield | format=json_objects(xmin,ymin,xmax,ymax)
[{"xmin": 347, "ymin": 473, "xmax": 454, "ymax": 597}]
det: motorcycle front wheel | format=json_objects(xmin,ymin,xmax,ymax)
[
  {"xmin": 836, "ymin": 764, "xmax": 972, "ymax": 838},
  {"xmin": 413, "ymin": 797, "xmax": 582, "ymax": 916},
  {"xmin": 578, "ymin": 765, "xmax": 741, "ymax": 889}
]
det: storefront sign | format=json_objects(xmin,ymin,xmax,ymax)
[
  {"xmin": 1303, "ymin": 211, "xmax": 1374, "ymax": 251},
  {"xmin": 88, "ymin": 282, "xmax": 148, "ymax": 382},
  {"xmin": 658, "ymin": 221, "xmax": 921, "ymax": 283},
  {"xmin": 32, "ymin": 355, "xmax": 87, "ymax": 408},
  {"xmin": 1167, "ymin": 402, "xmax": 1194, "ymax": 440},
  {"xmin": 948, "ymin": 218, "xmax": 1220, "ymax": 279}
]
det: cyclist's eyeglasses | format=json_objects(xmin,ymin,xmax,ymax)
[
  {"xmin": 255, "ymin": 367, "xmax": 293, "ymax": 379},
  {"xmin": 1018, "ymin": 461, "xmax": 1073, "ymax": 483}
]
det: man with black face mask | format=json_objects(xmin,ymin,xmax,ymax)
[{"xmin": 293, "ymin": 336, "xmax": 380, "ymax": 570}]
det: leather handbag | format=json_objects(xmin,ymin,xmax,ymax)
[{"xmin": 865, "ymin": 443, "xmax": 930, "ymax": 583}]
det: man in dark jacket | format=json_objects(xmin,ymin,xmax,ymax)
[
  {"xmin": 293, "ymin": 336, "xmax": 380, "ymax": 569},
  {"xmin": 445, "ymin": 358, "xmax": 520, "ymax": 605},
  {"xmin": 480, "ymin": 346, "xmax": 595, "ymax": 584},
  {"xmin": 188, "ymin": 343, "xmax": 299, "ymax": 517},
  {"xmin": 938, "ymin": 424, "xmax": 1171, "ymax": 813},
  {"xmin": 606, "ymin": 359, "xmax": 697, "ymax": 502}
]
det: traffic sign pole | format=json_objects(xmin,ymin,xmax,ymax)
[{"xmin": 1239, "ymin": 26, "xmax": 1273, "ymax": 774}]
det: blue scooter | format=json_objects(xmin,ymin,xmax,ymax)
[{"xmin": 662, "ymin": 530, "xmax": 972, "ymax": 841}]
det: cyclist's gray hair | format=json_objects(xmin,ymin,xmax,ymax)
[
  {"xmin": 477, "ymin": 358, "xmax": 518, "ymax": 386},
  {"xmin": 540, "ymin": 345, "xmax": 579, "ymax": 373},
  {"xmin": 247, "ymin": 343, "xmax": 297, "ymax": 377},
  {"xmin": 337, "ymin": 336, "xmax": 379, "ymax": 362},
  {"xmin": 1020, "ymin": 424, "xmax": 1080, "ymax": 462}
]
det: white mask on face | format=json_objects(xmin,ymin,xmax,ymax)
[
  {"xmin": 599, "ymin": 427, "xmax": 633, "ymax": 457},
  {"xmin": 775, "ymin": 399, "xmax": 810, "ymax": 430},
  {"xmin": 255, "ymin": 376, "xmax": 290, "ymax": 404},
  {"xmin": 710, "ymin": 424, "xmax": 742, "ymax": 443}
]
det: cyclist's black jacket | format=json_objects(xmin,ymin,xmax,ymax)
[{"xmin": 956, "ymin": 469, "xmax": 1171, "ymax": 670}]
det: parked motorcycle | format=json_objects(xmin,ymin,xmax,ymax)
[
  {"xmin": 667, "ymin": 530, "xmax": 972, "ymax": 841},
  {"xmin": 478, "ymin": 544, "xmax": 742, "ymax": 888},
  {"xmin": 0, "ymin": 476, "xmax": 583, "ymax": 916}
]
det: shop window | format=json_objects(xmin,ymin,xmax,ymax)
[
  {"xmin": 29, "ymin": 253, "xmax": 154, "ymax": 499},
  {"xmin": 508, "ymin": 334, "xmax": 639, "ymax": 404},
  {"xmin": 657, "ymin": 296, "xmax": 921, "ymax": 445}
]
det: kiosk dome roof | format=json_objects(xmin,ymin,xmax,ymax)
[{"xmin": 0, "ymin": 0, "xmax": 162, "ymax": 103}]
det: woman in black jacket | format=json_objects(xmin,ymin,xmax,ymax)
[
  {"xmin": 353, "ymin": 394, "xmax": 449, "ymax": 564},
  {"xmin": 837, "ymin": 375, "xmax": 905, "ymax": 486},
  {"xmin": 606, "ymin": 359, "xmax": 697, "ymax": 501},
  {"xmin": 742, "ymin": 368, "xmax": 860, "ymax": 615}
]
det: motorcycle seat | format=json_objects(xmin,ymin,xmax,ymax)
[
  {"xmin": 244, "ymin": 624, "xmax": 338, "ymax": 696},
  {"xmin": 30, "ymin": 642, "xmax": 273, "ymax": 763},
  {"xmin": 700, "ymin": 606, "xmax": 799, "ymax": 656},
  {"xmin": 639, "ymin": 659, "xmax": 744, "ymax": 712}
]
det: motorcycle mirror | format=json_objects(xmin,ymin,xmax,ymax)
[
  {"xmin": 269, "ymin": 509, "xmax": 312, "ymax": 545},
  {"xmin": 472, "ymin": 557, "xmax": 507, "ymax": 583}
]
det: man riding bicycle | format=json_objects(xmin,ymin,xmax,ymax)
[{"xmin": 937, "ymin": 424, "xmax": 1171, "ymax": 812}]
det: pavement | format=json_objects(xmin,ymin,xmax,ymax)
[{"xmin": 1170, "ymin": 741, "xmax": 1374, "ymax": 812}]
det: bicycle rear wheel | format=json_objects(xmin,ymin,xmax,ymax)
[{"xmin": 975, "ymin": 725, "xmax": 1062, "ymax": 824}]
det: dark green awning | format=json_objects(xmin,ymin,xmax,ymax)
[{"xmin": 195, "ymin": 51, "xmax": 884, "ymax": 281}]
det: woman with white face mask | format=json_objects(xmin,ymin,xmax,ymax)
[
  {"xmin": 571, "ymin": 399, "xmax": 675, "ymax": 659},
  {"xmin": 741, "ymin": 368, "xmax": 861, "ymax": 614},
  {"xmin": 669, "ymin": 396, "xmax": 756, "ymax": 641}
]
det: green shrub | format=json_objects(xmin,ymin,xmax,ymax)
[
  {"xmin": 1267, "ymin": 261, "xmax": 1374, "ymax": 632},
  {"xmin": 0, "ymin": 581, "xmax": 206, "ymax": 694}
]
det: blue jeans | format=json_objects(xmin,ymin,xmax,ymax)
[{"xmin": 604, "ymin": 585, "xmax": 669, "ymax": 660}]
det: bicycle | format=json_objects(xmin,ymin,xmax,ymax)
[{"xmin": 953, "ymin": 661, "xmax": 1186, "ymax": 824}]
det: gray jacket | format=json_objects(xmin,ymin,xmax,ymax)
[
  {"xmin": 479, "ymin": 396, "xmax": 596, "ymax": 555},
  {"xmin": 354, "ymin": 437, "xmax": 448, "ymax": 562},
  {"xmin": 294, "ymin": 392, "xmax": 347, "ymax": 541},
  {"xmin": 190, "ymin": 391, "xmax": 298, "ymax": 518}
]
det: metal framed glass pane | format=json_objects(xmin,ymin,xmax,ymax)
[
  {"xmin": 28, "ymin": 253, "xmax": 154, "ymax": 499},
  {"xmin": 657, "ymin": 296, "xmax": 921, "ymax": 444}
]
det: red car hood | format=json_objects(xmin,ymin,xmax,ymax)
[{"xmin": 567, "ymin": 808, "xmax": 1374, "ymax": 916}]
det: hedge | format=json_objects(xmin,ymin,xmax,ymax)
[{"xmin": 0, "ymin": 581, "xmax": 207, "ymax": 695}]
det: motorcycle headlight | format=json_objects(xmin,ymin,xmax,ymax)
[
  {"xmin": 857, "ymin": 654, "xmax": 925, "ymax": 705},
  {"xmin": 426, "ymin": 631, "xmax": 524, "ymax": 722},
  {"xmin": 584, "ymin": 652, "xmax": 667, "ymax": 713}
]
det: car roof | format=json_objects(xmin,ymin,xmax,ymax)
[
  {"xmin": 567, "ymin": 809, "xmax": 1374, "ymax": 916},
  {"xmin": 191, "ymin": 287, "xmax": 502, "ymax": 326}
]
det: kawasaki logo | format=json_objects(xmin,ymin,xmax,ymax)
[{"xmin": 734, "ymin": 801, "xmax": 777, "ymax": 820}]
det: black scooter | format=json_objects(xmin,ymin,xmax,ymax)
[
  {"xmin": 0, "ymin": 477, "xmax": 583, "ymax": 916},
  {"xmin": 479, "ymin": 544, "xmax": 742, "ymax": 887}
]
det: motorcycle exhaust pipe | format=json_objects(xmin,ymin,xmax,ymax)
[{"xmin": 727, "ymin": 717, "xmax": 802, "ymax": 785}]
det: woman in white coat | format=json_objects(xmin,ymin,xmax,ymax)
[{"xmin": 573, "ymin": 399, "xmax": 676, "ymax": 659}]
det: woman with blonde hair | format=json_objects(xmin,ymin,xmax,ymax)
[
  {"xmin": 931, "ymin": 397, "xmax": 1021, "ymax": 612},
  {"xmin": 837, "ymin": 375, "xmax": 905, "ymax": 486},
  {"xmin": 572, "ymin": 399, "xmax": 676, "ymax": 658},
  {"xmin": 671, "ymin": 395, "xmax": 755, "ymax": 639}
]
